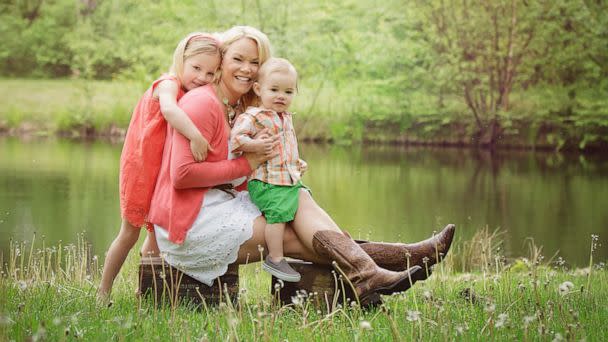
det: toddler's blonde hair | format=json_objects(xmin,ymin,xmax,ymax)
[
  {"xmin": 170, "ymin": 32, "xmax": 221, "ymax": 83},
  {"xmin": 257, "ymin": 57, "xmax": 298, "ymax": 84}
]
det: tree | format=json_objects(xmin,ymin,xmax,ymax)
[{"xmin": 412, "ymin": 0, "xmax": 549, "ymax": 146}]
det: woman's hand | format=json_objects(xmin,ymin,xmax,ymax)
[{"xmin": 244, "ymin": 135, "xmax": 279, "ymax": 170}]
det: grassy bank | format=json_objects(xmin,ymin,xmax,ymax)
[
  {"xmin": 1, "ymin": 78, "xmax": 607, "ymax": 151},
  {"xmin": 1, "ymin": 231, "xmax": 606, "ymax": 341}
]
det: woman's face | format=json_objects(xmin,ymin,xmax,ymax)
[{"xmin": 220, "ymin": 38, "xmax": 260, "ymax": 101}]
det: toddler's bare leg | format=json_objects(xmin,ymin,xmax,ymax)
[
  {"xmin": 266, "ymin": 222, "xmax": 286, "ymax": 263},
  {"xmin": 237, "ymin": 216, "xmax": 328, "ymax": 265}
]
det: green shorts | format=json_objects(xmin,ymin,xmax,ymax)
[{"xmin": 247, "ymin": 179, "xmax": 307, "ymax": 224}]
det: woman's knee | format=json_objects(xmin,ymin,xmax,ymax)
[{"xmin": 295, "ymin": 189, "xmax": 340, "ymax": 231}]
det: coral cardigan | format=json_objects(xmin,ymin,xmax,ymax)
[{"xmin": 148, "ymin": 85, "xmax": 252, "ymax": 244}]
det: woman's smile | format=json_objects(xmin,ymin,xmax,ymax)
[{"xmin": 220, "ymin": 38, "xmax": 260, "ymax": 103}]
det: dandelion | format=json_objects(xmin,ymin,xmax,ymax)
[
  {"xmin": 406, "ymin": 310, "xmax": 421, "ymax": 322},
  {"xmin": 484, "ymin": 302, "xmax": 496, "ymax": 313},
  {"xmin": 422, "ymin": 256, "xmax": 430, "ymax": 265},
  {"xmin": 523, "ymin": 315, "xmax": 535, "ymax": 327},
  {"xmin": 423, "ymin": 290, "xmax": 433, "ymax": 301},
  {"xmin": 455, "ymin": 324, "xmax": 468, "ymax": 335},
  {"xmin": 257, "ymin": 245, "xmax": 265, "ymax": 254},
  {"xmin": 591, "ymin": 234, "xmax": 600, "ymax": 252},
  {"xmin": 17, "ymin": 280, "xmax": 27, "ymax": 291},
  {"xmin": 558, "ymin": 281, "xmax": 574, "ymax": 296},
  {"xmin": 552, "ymin": 332, "xmax": 564, "ymax": 342},
  {"xmin": 274, "ymin": 280, "xmax": 284, "ymax": 291},
  {"xmin": 291, "ymin": 296, "xmax": 302, "ymax": 306},
  {"xmin": 495, "ymin": 313, "xmax": 508, "ymax": 328},
  {"xmin": 359, "ymin": 321, "xmax": 372, "ymax": 330}
]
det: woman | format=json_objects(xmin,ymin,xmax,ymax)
[{"xmin": 148, "ymin": 26, "xmax": 455, "ymax": 306}]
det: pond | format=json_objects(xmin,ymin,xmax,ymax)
[{"xmin": 0, "ymin": 137, "xmax": 606, "ymax": 267}]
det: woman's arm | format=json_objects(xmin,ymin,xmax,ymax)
[
  {"xmin": 171, "ymin": 133, "xmax": 252, "ymax": 189},
  {"xmin": 168, "ymin": 90, "xmax": 274, "ymax": 189},
  {"xmin": 157, "ymin": 80, "xmax": 210, "ymax": 161}
]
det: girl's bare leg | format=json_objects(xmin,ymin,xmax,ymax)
[{"xmin": 98, "ymin": 220, "xmax": 141, "ymax": 297}]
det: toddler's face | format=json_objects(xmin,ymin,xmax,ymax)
[
  {"xmin": 182, "ymin": 53, "xmax": 221, "ymax": 91},
  {"xmin": 255, "ymin": 70, "xmax": 297, "ymax": 113}
]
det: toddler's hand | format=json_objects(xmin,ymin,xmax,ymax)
[
  {"xmin": 251, "ymin": 134, "xmax": 279, "ymax": 156},
  {"xmin": 190, "ymin": 136, "xmax": 213, "ymax": 162},
  {"xmin": 253, "ymin": 128, "xmax": 272, "ymax": 140},
  {"xmin": 299, "ymin": 159, "xmax": 308, "ymax": 174}
]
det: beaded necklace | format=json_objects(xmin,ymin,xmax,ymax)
[{"xmin": 215, "ymin": 85, "xmax": 241, "ymax": 127}]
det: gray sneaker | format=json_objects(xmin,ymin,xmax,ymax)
[{"xmin": 263, "ymin": 256, "xmax": 301, "ymax": 282}]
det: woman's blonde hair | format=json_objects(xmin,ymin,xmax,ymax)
[
  {"xmin": 170, "ymin": 32, "xmax": 221, "ymax": 83},
  {"xmin": 219, "ymin": 26, "xmax": 272, "ymax": 108}
]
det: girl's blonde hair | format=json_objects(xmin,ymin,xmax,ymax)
[
  {"xmin": 218, "ymin": 26, "xmax": 272, "ymax": 108},
  {"xmin": 170, "ymin": 32, "xmax": 221, "ymax": 82}
]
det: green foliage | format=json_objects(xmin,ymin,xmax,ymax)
[{"xmin": 0, "ymin": 0, "xmax": 606, "ymax": 147}]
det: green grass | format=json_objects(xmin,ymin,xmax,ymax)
[
  {"xmin": 1, "ymin": 231, "xmax": 606, "ymax": 341},
  {"xmin": 1, "ymin": 78, "xmax": 607, "ymax": 150},
  {"xmin": 0, "ymin": 78, "xmax": 142, "ymax": 135}
]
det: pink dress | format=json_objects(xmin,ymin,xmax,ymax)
[{"xmin": 119, "ymin": 75, "xmax": 184, "ymax": 230}]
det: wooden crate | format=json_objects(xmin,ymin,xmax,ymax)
[
  {"xmin": 270, "ymin": 260, "xmax": 381, "ymax": 311},
  {"xmin": 138, "ymin": 256, "xmax": 239, "ymax": 307}
]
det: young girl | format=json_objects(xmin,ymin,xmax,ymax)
[
  {"xmin": 98, "ymin": 32, "xmax": 221, "ymax": 299},
  {"xmin": 230, "ymin": 57, "xmax": 307, "ymax": 282}
]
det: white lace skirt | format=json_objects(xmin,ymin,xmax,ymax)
[{"xmin": 154, "ymin": 189, "xmax": 261, "ymax": 286}]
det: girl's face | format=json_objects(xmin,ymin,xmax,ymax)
[
  {"xmin": 254, "ymin": 70, "xmax": 297, "ymax": 113},
  {"xmin": 181, "ymin": 53, "xmax": 221, "ymax": 91},
  {"xmin": 220, "ymin": 38, "xmax": 260, "ymax": 101}
]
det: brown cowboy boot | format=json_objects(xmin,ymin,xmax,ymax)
[
  {"xmin": 312, "ymin": 230, "xmax": 424, "ymax": 305},
  {"xmin": 356, "ymin": 224, "xmax": 455, "ymax": 276}
]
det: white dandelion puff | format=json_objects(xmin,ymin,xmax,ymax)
[
  {"xmin": 558, "ymin": 281, "xmax": 574, "ymax": 296},
  {"xmin": 359, "ymin": 321, "xmax": 372, "ymax": 330},
  {"xmin": 495, "ymin": 313, "xmax": 508, "ymax": 328},
  {"xmin": 406, "ymin": 310, "xmax": 421, "ymax": 322}
]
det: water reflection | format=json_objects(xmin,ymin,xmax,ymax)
[{"xmin": 0, "ymin": 137, "xmax": 606, "ymax": 266}]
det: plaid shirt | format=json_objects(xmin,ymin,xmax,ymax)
[{"xmin": 231, "ymin": 106, "xmax": 307, "ymax": 186}]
